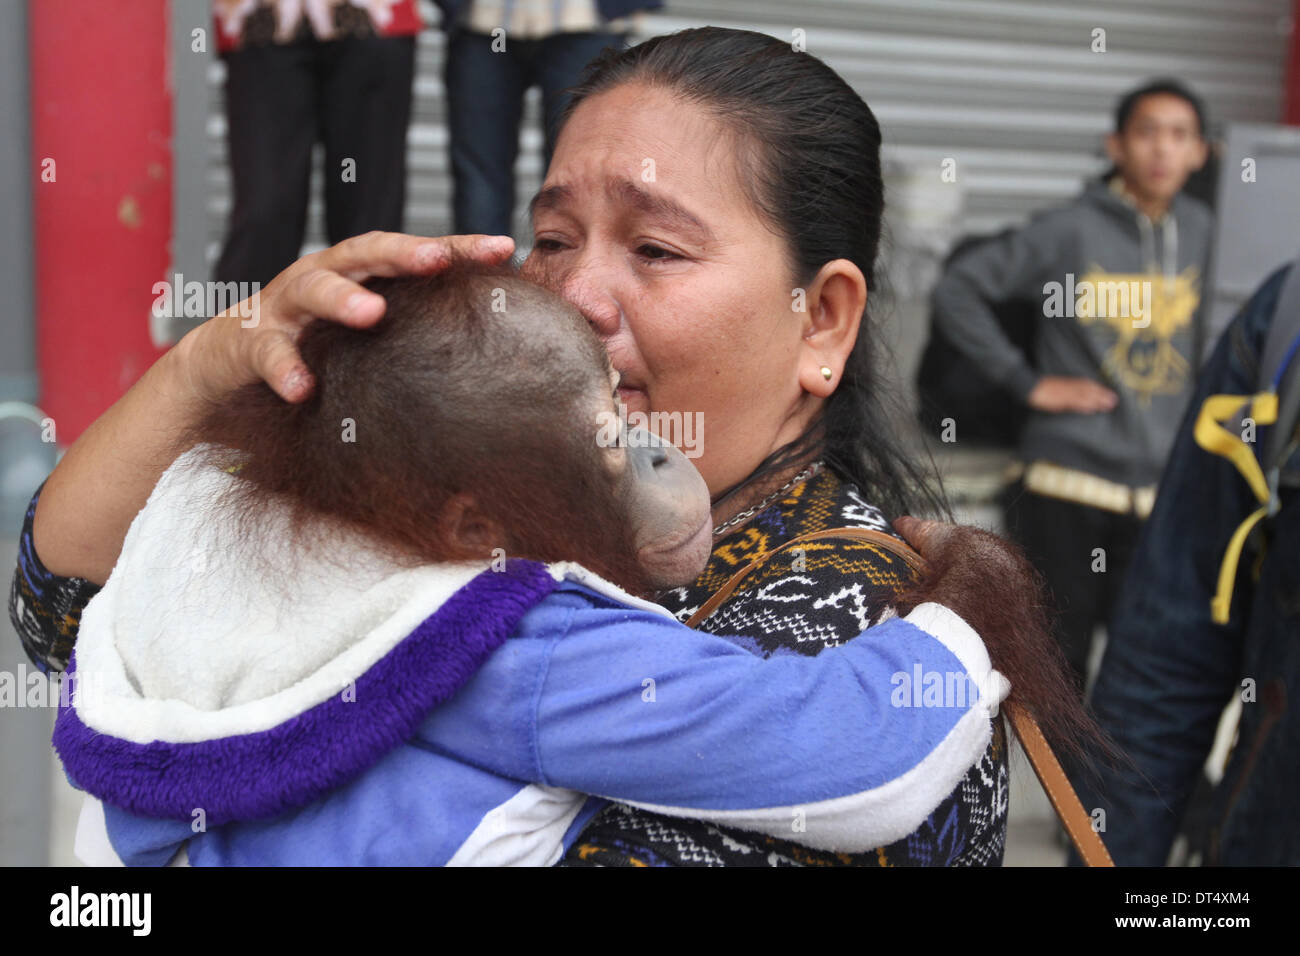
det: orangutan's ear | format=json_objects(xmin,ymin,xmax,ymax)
[{"xmin": 439, "ymin": 493, "xmax": 506, "ymax": 556}]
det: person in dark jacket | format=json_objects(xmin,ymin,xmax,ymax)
[
  {"xmin": 930, "ymin": 79, "xmax": 1213, "ymax": 693},
  {"xmin": 1069, "ymin": 263, "xmax": 1300, "ymax": 866}
]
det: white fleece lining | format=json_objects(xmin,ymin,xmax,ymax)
[
  {"xmin": 76, "ymin": 561, "xmax": 485, "ymax": 744},
  {"xmin": 73, "ymin": 448, "xmax": 489, "ymax": 744},
  {"xmin": 546, "ymin": 561, "xmax": 679, "ymax": 621}
]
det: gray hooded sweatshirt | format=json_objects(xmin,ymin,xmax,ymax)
[{"xmin": 931, "ymin": 177, "xmax": 1214, "ymax": 488}]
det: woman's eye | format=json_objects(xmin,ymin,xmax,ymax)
[
  {"xmin": 636, "ymin": 244, "xmax": 680, "ymax": 262},
  {"xmin": 533, "ymin": 237, "xmax": 567, "ymax": 252}
]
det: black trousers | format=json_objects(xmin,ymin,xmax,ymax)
[
  {"xmin": 215, "ymin": 34, "xmax": 416, "ymax": 287},
  {"xmin": 1001, "ymin": 483, "xmax": 1144, "ymax": 695}
]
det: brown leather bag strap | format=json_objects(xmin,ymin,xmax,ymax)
[
  {"xmin": 1003, "ymin": 702, "xmax": 1115, "ymax": 866},
  {"xmin": 686, "ymin": 525, "xmax": 1114, "ymax": 867}
]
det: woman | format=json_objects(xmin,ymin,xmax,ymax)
[{"xmin": 14, "ymin": 28, "xmax": 1090, "ymax": 866}]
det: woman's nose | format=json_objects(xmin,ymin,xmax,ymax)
[{"xmin": 560, "ymin": 264, "xmax": 623, "ymax": 337}]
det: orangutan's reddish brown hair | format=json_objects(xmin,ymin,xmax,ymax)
[
  {"xmin": 895, "ymin": 522, "xmax": 1130, "ymax": 784},
  {"xmin": 181, "ymin": 263, "xmax": 646, "ymax": 589}
]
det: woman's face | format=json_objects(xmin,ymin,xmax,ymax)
[{"xmin": 521, "ymin": 82, "xmax": 824, "ymax": 499}]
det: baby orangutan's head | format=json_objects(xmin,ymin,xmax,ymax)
[{"xmin": 189, "ymin": 263, "xmax": 713, "ymax": 594}]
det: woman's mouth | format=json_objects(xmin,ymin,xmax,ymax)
[{"xmin": 617, "ymin": 384, "xmax": 648, "ymax": 411}]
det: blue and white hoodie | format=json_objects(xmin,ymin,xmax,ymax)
[{"xmin": 54, "ymin": 450, "xmax": 1009, "ymax": 866}]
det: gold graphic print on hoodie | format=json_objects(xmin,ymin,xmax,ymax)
[{"xmin": 1074, "ymin": 265, "xmax": 1201, "ymax": 403}]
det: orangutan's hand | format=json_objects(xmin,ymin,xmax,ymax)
[{"xmin": 891, "ymin": 515, "xmax": 1048, "ymax": 647}]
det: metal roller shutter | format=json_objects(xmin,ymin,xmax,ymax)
[{"xmin": 200, "ymin": 0, "xmax": 1291, "ymax": 275}]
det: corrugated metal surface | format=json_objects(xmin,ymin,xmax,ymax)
[{"xmin": 202, "ymin": 0, "xmax": 1292, "ymax": 265}]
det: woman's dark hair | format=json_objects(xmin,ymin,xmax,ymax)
[
  {"xmin": 556, "ymin": 27, "xmax": 1124, "ymax": 776},
  {"xmin": 558, "ymin": 26, "xmax": 947, "ymax": 521}
]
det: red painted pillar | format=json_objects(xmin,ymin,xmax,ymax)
[{"xmin": 30, "ymin": 0, "xmax": 172, "ymax": 443}]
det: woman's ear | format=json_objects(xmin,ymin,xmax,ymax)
[
  {"xmin": 797, "ymin": 258, "xmax": 866, "ymax": 398},
  {"xmin": 439, "ymin": 493, "xmax": 507, "ymax": 558}
]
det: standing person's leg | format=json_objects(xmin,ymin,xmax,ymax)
[
  {"xmin": 1004, "ymin": 484, "xmax": 1110, "ymax": 695},
  {"xmin": 318, "ymin": 34, "xmax": 417, "ymax": 244},
  {"xmin": 1056, "ymin": 509, "xmax": 1145, "ymax": 798},
  {"xmin": 1100, "ymin": 512, "xmax": 1145, "ymax": 621},
  {"xmin": 444, "ymin": 30, "xmax": 530, "ymax": 236},
  {"xmin": 215, "ymin": 38, "xmax": 318, "ymax": 287},
  {"xmin": 536, "ymin": 31, "xmax": 626, "ymax": 169}
]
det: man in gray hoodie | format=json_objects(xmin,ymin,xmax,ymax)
[{"xmin": 931, "ymin": 79, "xmax": 1213, "ymax": 694}]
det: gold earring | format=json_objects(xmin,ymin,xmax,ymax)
[{"xmin": 820, "ymin": 366, "xmax": 833, "ymax": 382}]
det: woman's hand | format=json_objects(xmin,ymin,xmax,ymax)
[
  {"xmin": 33, "ymin": 232, "xmax": 514, "ymax": 584},
  {"xmin": 179, "ymin": 232, "xmax": 515, "ymax": 404}
]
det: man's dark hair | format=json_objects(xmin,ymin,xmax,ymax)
[{"xmin": 1115, "ymin": 78, "xmax": 1207, "ymax": 137}]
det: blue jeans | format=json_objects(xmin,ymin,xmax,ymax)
[{"xmin": 444, "ymin": 29, "xmax": 626, "ymax": 236}]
